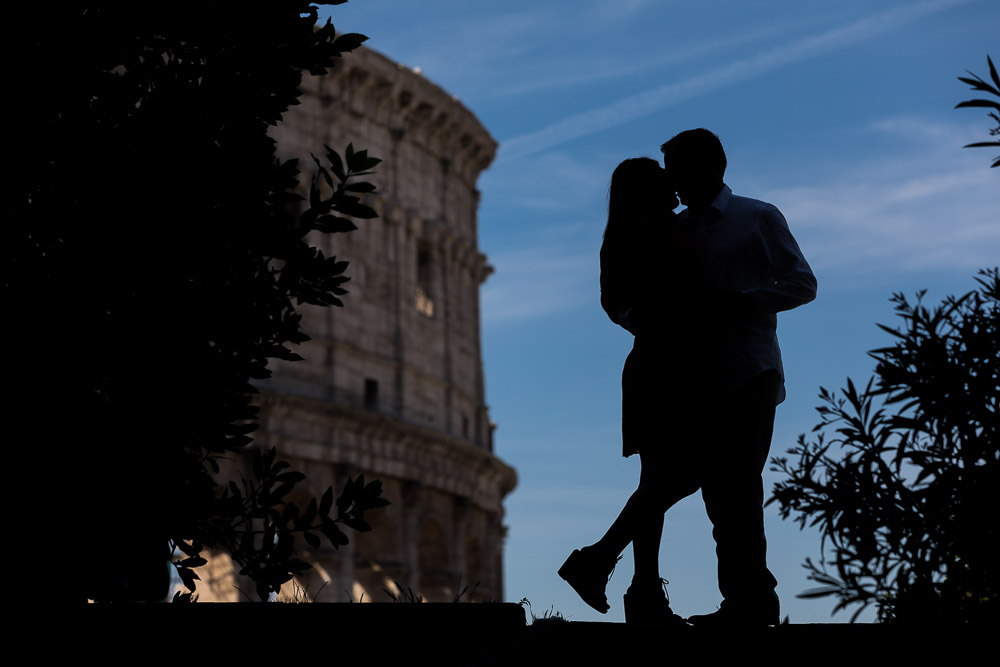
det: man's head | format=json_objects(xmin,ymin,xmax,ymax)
[{"xmin": 660, "ymin": 128, "xmax": 726, "ymax": 211}]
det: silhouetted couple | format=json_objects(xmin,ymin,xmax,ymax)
[{"xmin": 559, "ymin": 129, "xmax": 817, "ymax": 626}]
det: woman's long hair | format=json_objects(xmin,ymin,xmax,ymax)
[
  {"xmin": 600, "ymin": 158, "xmax": 666, "ymax": 327},
  {"xmin": 603, "ymin": 157, "xmax": 664, "ymax": 244}
]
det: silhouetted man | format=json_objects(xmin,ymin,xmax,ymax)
[{"xmin": 661, "ymin": 129, "xmax": 816, "ymax": 626}]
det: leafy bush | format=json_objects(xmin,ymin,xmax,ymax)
[
  {"xmin": 956, "ymin": 55, "xmax": 1000, "ymax": 168},
  {"xmin": 12, "ymin": 2, "xmax": 388, "ymax": 602},
  {"xmin": 769, "ymin": 269, "xmax": 999, "ymax": 622}
]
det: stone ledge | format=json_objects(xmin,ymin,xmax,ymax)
[
  {"xmin": 53, "ymin": 606, "xmax": 993, "ymax": 664},
  {"xmin": 65, "ymin": 602, "xmax": 524, "ymax": 663},
  {"xmin": 494, "ymin": 619, "xmax": 992, "ymax": 665}
]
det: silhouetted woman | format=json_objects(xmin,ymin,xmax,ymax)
[{"xmin": 559, "ymin": 157, "xmax": 700, "ymax": 624}]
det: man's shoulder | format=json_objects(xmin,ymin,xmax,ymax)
[
  {"xmin": 728, "ymin": 192, "xmax": 777, "ymax": 211},
  {"xmin": 723, "ymin": 194, "xmax": 788, "ymax": 235},
  {"xmin": 726, "ymin": 192, "xmax": 785, "ymax": 223}
]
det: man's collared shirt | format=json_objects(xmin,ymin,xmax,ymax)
[{"xmin": 679, "ymin": 184, "xmax": 817, "ymax": 403}]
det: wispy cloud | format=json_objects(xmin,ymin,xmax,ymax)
[
  {"xmin": 480, "ymin": 19, "xmax": 810, "ymax": 100},
  {"xmin": 480, "ymin": 152, "xmax": 615, "ymax": 326},
  {"xmin": 497, "ymin": 0, "xmax": 975, "ymax": 162},
  {"xmin": 481, "ymin": 151, "xmax": 613, "ymax": 213},
  {"xmin": 589, "ymin": 0, "xmax": 657, "ymax": 22},
  {"xmin": 760, "ymin": 118, "xmax": 998, "ymax": 273},
  {"xmin": 482, "ymin": 244, "xmax": 596, "ymax": 325},
  {"xmin": 371, "ymin": 6, "xmax": 560, "ymax": 77}
]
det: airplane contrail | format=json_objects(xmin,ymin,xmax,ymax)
[{"xmin": 497, "ymin": 0, "xmax": 975, "ymax": 163}]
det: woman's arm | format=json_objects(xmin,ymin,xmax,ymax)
[{"xmin": 600, "ymin": 238, "xmax": 639, "ymax": 334}]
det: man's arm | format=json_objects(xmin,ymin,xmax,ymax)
[{"xmin": 743, "ymin": 204, "xmax": 817, "ymax": 313}]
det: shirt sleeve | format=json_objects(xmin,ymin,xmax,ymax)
[{"xmin": 743, "ymin": 204, "xmax": 817, "ymax": 313}]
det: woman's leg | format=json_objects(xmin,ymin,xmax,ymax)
[{"xmin": 588, "ymin": 447, "xmax": 699, "ymax": 583}]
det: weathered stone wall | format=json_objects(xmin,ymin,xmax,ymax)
[{"xmin": 222, "ymin": 46, "xmax": 517, "ymax": 603}]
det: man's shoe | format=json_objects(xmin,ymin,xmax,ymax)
[
  {"xmin": 558, "ymin": 548, "xmax": 617, "ymax": 614},
  {"xmin": 687, "ymin": 598, "xmax": 779, "ymax": 627},
  {"xmin": 623, "ymin": 579, "xmax": 687, "ymax": 626}
]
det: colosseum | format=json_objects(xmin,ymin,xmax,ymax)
[{"xmin": 195, "ymin": 46, "xmax": 517, "ymax": 603}]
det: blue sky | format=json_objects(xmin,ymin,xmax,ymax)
[{"xmin": 319, "ymin": 0, "xmax": 998, "ymax": 622}]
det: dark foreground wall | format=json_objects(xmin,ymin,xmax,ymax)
[{"xmin": 60, "ymin": 605, "xmax": 986, "ymax": 665}]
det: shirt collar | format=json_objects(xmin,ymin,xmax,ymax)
[
  {"xmin": 710, "ymin": 183, "xmax": 732, "ymax": 216},
  {"xmin": 679, "ymin": 184, "xmax": 731, "ymax": 223}
]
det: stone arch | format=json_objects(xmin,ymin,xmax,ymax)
[
  {"xmin": 417, "ymin": 517, "xmax": 453, "ymax": 601},
  {"xmin": 463, "ymin": 534, "xmax": 484, "ymax": 601},
  {"xmin": 351, "ymin": 478, "xmax": 405, "ymax": 602}
]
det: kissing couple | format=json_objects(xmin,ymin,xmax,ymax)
[{"xmin": 559, "ymin": 128, "xmax": 817, "ymax": 627}]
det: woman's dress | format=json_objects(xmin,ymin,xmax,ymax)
[{"xmin": 600, "ymin": 212, "xmax": 701, "ymax": 457}]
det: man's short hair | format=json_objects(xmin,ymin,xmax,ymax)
[{"xmin": 660, "ymin": 128, "xmax": 727, "ymax": 176}]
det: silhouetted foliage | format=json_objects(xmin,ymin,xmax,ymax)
[
  {"xmin": 956, "ymin": 54, "xmax": 1000, "ymax": 168},
  {"xmin": 11, "ymin": 2, "xmax": 388, "ymax": 601},
  {"xmin": 769, "ymin": 269, "xmax": 999, "ymax": 622}
]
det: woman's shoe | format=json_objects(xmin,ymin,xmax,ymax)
[
  {"xmin": 558, "ymin": 548, "xmax": 617, "ymax": 613},
  {"xmin": 623, "ymin": 579, "xmax": 686, "ymax": 625}
]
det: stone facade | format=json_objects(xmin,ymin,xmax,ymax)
[{"xmin": 211, "ymin": 47, "xmax": 516, "ymax": 603}]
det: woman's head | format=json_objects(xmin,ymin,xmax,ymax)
[{"xmin": 606, "ymin": 157, "xmax": 673, "ymax": 240}]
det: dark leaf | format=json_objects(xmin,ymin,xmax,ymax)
[
  {"xmin": 269, "ymin": 481, "xmax": 296, "ymax": 503},
  {"xmin": 797, "ymin": 587, "xmax": 840, "ymax": 599},
  {"xmin": 249, "ymin": 505, "xmax": 272, "ymax": 518},
  {"xmin": 344, "ymin": 181, "xmax": 377, "ymax": 193},
  {"xmin": 173, "ymin": 540, "xmax": 201, "ymax": 558},
  {"xmin": 287, "ymin": 559, "xmax": 312, "ymax": 574},
  {"xmin": 301, "ymin": 497, "xmax": 318, "ymax": 528},
  {"xmin": 314, "ymin": 216, "xmax": 358, "ymax": 233},
  {"xmin": 332, "ymin": 33, "xmax": 369, "ymax": 53},
  {"xmin": 252, "ymin": 449, "xmax": 263, "ymax": 480},
  {"xmin": 955, "ymin": 99, "xmax": 1000, "ymax": 110},
  {"xmin": 343, "ymin": 517, "xmax": 372, "ymax": 532},
  {"xmin": 334, "ymin": 201, "xmax": 379, "ymax": 219},
  {"xmin": 256, "ymin": 581, "xmax": 271, "ymax": 602},
  {"xmin": 276, "ymin": 471, "xmax": 306, "ymax": 484},
  {"xmin": 320, "ymin": 520, "xmax": 349, "ymax": 548},
  {"xmin": 177, "ymin": 567, "xmax": 200, "ymax": 592},
  {"xmin": 324, "ymin": 145, "xmax": 346, "ymax": 180},
  {"xmin": 319, "ymin": 486, "xmax": 334, "ymax": 517}
]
